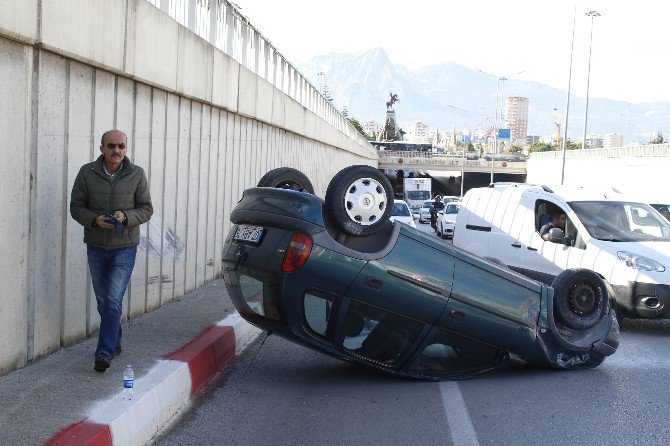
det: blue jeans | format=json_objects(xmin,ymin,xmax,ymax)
[{"xmin": 87, "ymin": 245, "xmax": 137, "ymax": 359}]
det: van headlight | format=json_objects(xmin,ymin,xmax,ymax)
[{"xmin": 617, "ymin": 251, "xmax": 666, "ymax": 272}]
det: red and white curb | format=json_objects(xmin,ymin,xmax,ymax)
[{"xmin": 46, "ymin": 313, "xmax": 261, "ymax": 446}]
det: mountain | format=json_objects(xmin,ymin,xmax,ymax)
[{"xmin": 296, "ymin": 48, "xmax": 669, "ymax": 142}]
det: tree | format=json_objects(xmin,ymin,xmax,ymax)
[
  {"xmin": 650, "ymin": 133, "xmax": 666, "ymax": 144},
  {"xmin": 528, "ymin": 142, "xmax": 555, "ymax": 153},
  {"xmin": 508, "ymin": 145, "xmax": 524, "ymax": 154},
  {"xmin": 348, "ymin": 117, "xmax": 369, "ymax": 139}
]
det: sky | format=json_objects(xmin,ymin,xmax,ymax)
[{"xmin": 232, "ymin": 0, "xmax": 669, "ymax": 104}]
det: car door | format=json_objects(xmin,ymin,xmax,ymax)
[
  {"xmin": 438, "ymin": 255, "xmax": 542, "ymax": 355},
  {"xmin": 337, "ymin": 232, "xmax": 454, "ymax": 365}
]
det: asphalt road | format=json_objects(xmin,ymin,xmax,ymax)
[{"xmin": 154, "ymin": 221, "xmax": 670, "ymax": 446}]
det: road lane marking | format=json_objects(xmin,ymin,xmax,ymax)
[{"xmin": 439, "ymin": 381, "xmax": 480, "ymax": 446}]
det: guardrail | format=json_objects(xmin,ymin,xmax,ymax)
[
  {"xmin": 377, "ymin": 151, "xmax": 527, "ymax": 173},
  {"xmin": 529, "ymin": 144, "xmax": 670, "ymax": 159}
]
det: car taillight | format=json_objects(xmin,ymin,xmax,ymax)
[{"xmin": 282, "ymin": 233, "xmax": 313, "ymax": 272}]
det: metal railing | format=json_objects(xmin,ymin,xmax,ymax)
[{"xmin": 530, "ymin": 144, "xmax": 670, "ymax": 159}]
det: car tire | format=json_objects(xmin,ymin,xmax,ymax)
[
  {"xmin": 552, "ymin": 268, "xmax": 609, "ymax": 331},
  {"xmin": 325, "ymin": 165, "xmax": 394, "ymax": 236},
  {"xmin": 257, "ymin": 167, "xmax": 315, "ymax": 194}
]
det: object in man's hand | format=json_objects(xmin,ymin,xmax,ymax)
[{"xmin": 103, "ymin": 211, "xmax": 126, "ymax": 237}]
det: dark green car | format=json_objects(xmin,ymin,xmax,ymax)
[{"xmin": 223, "ymin": 166, "xmax": 618, "ymax": 380}]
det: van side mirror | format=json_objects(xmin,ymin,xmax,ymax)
[{"xmin": 547, "ymin": 227, "xmax": 571, "ymax": 245}]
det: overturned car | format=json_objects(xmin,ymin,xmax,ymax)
[{"xmin": 222, "ymin": 166, "xmax": 618, "ymax": 380}]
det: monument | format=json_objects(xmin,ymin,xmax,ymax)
[{"xmin": 379, "ymin": 93, "xmax": 402, "ymax": 142}]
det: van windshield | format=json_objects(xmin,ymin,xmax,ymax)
[
  {"xmin": 569, "ymin": 201, "xmax": 670, "ymax": 242},
  {"xmin": 407, "ymin": 190, "xmax": 430, "ymax": 200}
]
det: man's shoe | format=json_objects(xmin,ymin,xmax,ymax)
[
  {"xmin": 94, "ymin": 354, "xmax": 111, "ymax": 372},
  {"xmin": 115, "ymin": 345, "xmax": 122, "ymax": 357}
]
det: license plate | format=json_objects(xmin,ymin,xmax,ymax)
[{"xmin": 234, "ymin": 225, "xmax": 265, "ymax": 244}]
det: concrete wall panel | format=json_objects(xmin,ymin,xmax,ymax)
[
  {"xmin": 256, "ymin": 78, "xmax": 273, "ymax": 124},
  {"xmin": 177, "ymin": 27, "xmax": 213, "ymax": 102},
  {"xmin": 173, "ymin": 98, "xmax": 190, "ymax": 296},
  {"xmin": 160, "ymin": 93, "xmax": 180, "ymax": 303},
  {"xmin": 184, "ymin": 103, "xmax": 201, "ymax": 293},
  {"xmin": 195, "ymin": 105, "xmax": 211, "ymax": 288},
  {"xmin": 213, "ymin": 110, "xmax": 228, "ymax": 276},
  {"xmin": 87, "ymin": 69, "xmax": 116, "ymax": 333},
  {"xmin": 33, "ymin": 52, "xmax": 67, "ymax": 359},
  {"xmin": 129, "ymin": 83, "xmax": 152, "ymax": 317},
  {"xmin": 146, "ymin": 89, "xmax": 167, "ymax": 311},
  {"xmin": 62, "ymin": 61, "xmax": 94, "ymax": 344},
  {"xmin": 271, "ymin": 89, "xmax": 285, "ymax": 129},
  {"xmin": 211, "ymin": 50, "xmax": 238, "ymax": 112},
  {"xmin": 126, "ymin": 0, "xmax": 179, "ymax": 91},
  {"xmin": 0, "ymin": 0, "xmax": 38, "ymax": 43},
  {"xmin": 41, "ymin": 0, "xmax": 126, "ymax": 72},
  {"xmin": 205, "ymin": 109, "xmax": 219, "ymax": 282},
  {"xmin": 237, "ymin": 66, "xmax": 257, "ymax": 119},
  {"xmin": 0, "ymin": 39, "xmax": 31, "ymax": 374},
  {"xmin": 114, "ymin": 77, "xmax": 137, "ymax": 321},
  {"xmin": 223, "ymin": 112, "xmax": 235, "ymax": 235}
]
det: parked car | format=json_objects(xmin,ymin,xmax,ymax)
[
  {"xmin": 390, "ymin": 200, "xmax": 417, "ymax": 229},
  {"xmin": 453, "ymin": 183, "xmax": 670, "ymax": 320},
  {"xmin": 436, "ymin": 202, "xmax": 461, "ymax": 239},
  {"xmin": 222, "ymin": 167, "xmax": 618, "ymax": 380},
  {"xmin": 419, "ymin": 199, "xmax": 436, "ymax": 224}
]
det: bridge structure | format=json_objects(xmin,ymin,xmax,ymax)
[{"xmin": 378, "ymin": 151, "xmax": 527, "ymax": 174}]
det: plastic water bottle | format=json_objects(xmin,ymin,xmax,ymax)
[{"xmin": 122, "ymin": 364, "xmax": 134, "ymax": 400}]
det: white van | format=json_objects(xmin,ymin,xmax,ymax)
[{"xmin": 452, "ymin": 183, "xmax": 670, "ymax": 319}]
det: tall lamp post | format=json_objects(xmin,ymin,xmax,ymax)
[
  {"xmin": 491, "ymin": 77, "xmax": 509, "ymax": 183},
  {"xmin": 560, "ymin": 5, "xmax": 577, "ymax": 185},
  {"xmin": 581, "ymin": 10, "xmax": 601, "ymax": 151}
]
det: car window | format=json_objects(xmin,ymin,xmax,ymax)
[
  {"xmin": 303, "ymin": 291, "xmax": 334, "ymax": 337},
  {"xmin": 391, "ymin": 203, "xmax": 411, "ymax": 217},
  {"xmin": 445, "ymin": 204, "xmax": 460, "ymax": 214},
  {"xmin": 407, "ymin": 190, "xmax": 430, "ymax": 200},
  {"xmin": 224, "ymin": 270, "xmax": 281, "ymax": 320},
  {"xmin": 535, "ymin": 199, "xmax": 582, "ymax": 248},
  {"xmin": 569, "ymin": 201, "xmax": 670, "ymax": 242},
  {"xmin": 342, "ymin": 300, "xmax": 423, "ymax": 365},
  {"xmin": 407, "ymin": 328, "xmax": 502, "ymax": 378}
]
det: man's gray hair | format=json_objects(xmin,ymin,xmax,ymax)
[{"xmin": 100, "ymin": 130, "xmax": 128, "ymax": 146}]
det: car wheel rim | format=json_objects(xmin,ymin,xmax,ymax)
[
  {"xmin": 344, "ymin": 177, "xmax": 387, "ymax": 225},
  {"xmin": 275, "ymin": 180, "xmax": 304, "ymax": 191},
  {"xmin": 567, "ymin": 283, "xmax": 598, "ymax": 316}
]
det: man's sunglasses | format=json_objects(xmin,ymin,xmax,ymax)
[{"xmin": 106, "ymin": 143, "xmax": 126, "ymax": 149}]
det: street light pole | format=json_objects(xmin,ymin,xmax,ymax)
[
  {"xmin": 560, "ymin": 5, "xmax": 576, "ymax": 185},
  {"xmin": 581, "ymin": 10, "xmax": 601, "ymax": 151},
  {"xmin": 491, "ymin": 78, "xmax": 501, "ymax": 183}
]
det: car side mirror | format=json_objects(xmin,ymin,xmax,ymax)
[
  {"xmin": 438, "ymin": 210, "xmax": 444, "ymax": 216},
  {"xmin": 547, "ymin": 227, "xmax": 572, "ymax": 245}
]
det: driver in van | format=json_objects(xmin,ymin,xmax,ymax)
[{"xmin": 540, "ymin": 211, "xmax": 567, "ymax": 241}]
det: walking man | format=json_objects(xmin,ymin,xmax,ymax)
[{"xmin": 70, "ymin": 130, "xmax": 153, "ymax": 372}]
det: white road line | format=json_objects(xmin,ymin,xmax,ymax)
[{"xmin": 439, "ymin": 381, "xmax": 480, "ymax": 446}]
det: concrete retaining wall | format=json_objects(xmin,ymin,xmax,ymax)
[
  {"xmin": 0, "ymin": 0, "xmax": 376, "ymax": 374},
  {"xmin": 527, "ymin": 150, "xmax": 670, "ymax": 201}
]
